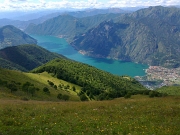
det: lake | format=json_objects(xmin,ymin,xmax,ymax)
[{"xmin": 30, "ymin": 35, "xmax": 148, "ymax": 77}]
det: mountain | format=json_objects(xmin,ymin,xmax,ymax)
[
  {"xmin": 71, "ymin": 6, "xmax": 180, "ymax": 68},
  {"xmin": 0, "ymin": 8, "xmax": 128, "ymax": 30},
  {"xmin": 65, "ymin": 8, "xmax": 128, "ymax": 18},
  {"xmin": 0, "ymin": 19, "xmax": 32, "ymax": 30},
  {"xmin": 0, "ymin": 14, "xmax": 63, "ymax": 30},
  {"xmin": 25, "ymin": 13, "xmax": 121, "ymax": 41},
  {"xmin": 0, "ymin": 44, "xmax": 63, "ymax": 71},
  {"xmin": 0, "ymin": 25, "xmax": 37, "ymax": 49},
  {"xmin": 32, "ymin": 58, "xmax": 148, "ymax": 100}
]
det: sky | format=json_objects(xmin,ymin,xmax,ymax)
[{"xmin": 0, "ymin": 0, "xmax": 179, "ymax": 11}]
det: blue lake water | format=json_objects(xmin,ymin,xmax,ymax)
[{"xmin": 31, "ymin": 35, "xmax": 148, "ymax": 77}]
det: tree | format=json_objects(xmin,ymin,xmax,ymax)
[
  {"xmin": 62, "ymin": 95, "xmax": 70, "ymax": 101},
  {"xmin": 7, "ymin": 83, "xmax": 17, "ymax": 93},
  {"xmin": 43, "ymin": 87, "xmax": 50, "ymax": 94},
  {"xmin": 80, "ymin": 94, "xmax": 88, "ymax": 101},
  {"xmin": 57, "ymin": 94, "xmax": 70, "ymax": 101},
  {"xmin": 54, "ymin": 85, "xmax": 57, "ymax": 89},
  {"xmin": 124, "ymin": 92, "xmax": 131, "ymax": 99},
  {"xmin": 57, "ymin": 93, "xmax": 63, "ymax": 100},
  {"xmin": 72, "ymin": 86, "xmax": 76, "ymax": 91},
  {"xmin": 22, "ymin": 82, "xmax": 31, "ymax": 93},
  {"xmin": 47, "ymin": 80, "xmax": 54, "ymax": 87},
  {"xmin": 28, "ymin": 86, "xmax": 35, "ymax": 97}
]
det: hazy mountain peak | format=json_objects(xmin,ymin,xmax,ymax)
[{"xmin": 0, "ymin": 25, "xmax": 37, "ymax": 49}]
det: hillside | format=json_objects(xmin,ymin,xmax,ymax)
[
  {"xmin": 25, "ymin": 14, "xmax": 120, "ymax": 41},
  {"xmin": 0, "ymin": 44, "xmax": 63, "ymax": 71},
  {"xmin": 0, "ymin": 25, "xmax": 37, "ymax": 49},
  {"xmin": 1, "ymin": 56, "xmax": 167, "ymax": 101},
  {"xmin": 31, "ymin": 58, "xmax": 164, "ymax": 100},
  {"xmin": 0, "ymin": 67, "xmax": 80, "ymax": 101},
  {"xmin": 157, "ymin": 86, "xmax": 180, "ymax": 95},
  {"xmin": 71, "ymin": 6, "xmax": 180, "ymax": 68}
]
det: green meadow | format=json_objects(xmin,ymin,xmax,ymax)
[
  {"xmin": 0, "ymin": 67, "xmax": 81, "ymax": 101},
  {"xmin": 0, "ymin": 95, "xmax": 179, "ymax": 135}
]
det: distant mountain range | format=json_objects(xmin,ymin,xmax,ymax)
[
  {"xmin": 0, "ymin": 8, "xmax": 128, "ymax": 30},
  {"xmin": 71, "ymin": 6, "xmax": 180, "ymax": 68},
  {"xmin": 25, "ymin": 13, "xmax": 120, "ymax": 41},
  {"xmin": 3, "ymin": 6, "xmax": 180, "ymax": 68},
  {"xmin": 25, "ymin": 6, "xmax": 180, "ymax": 68},
  {"xmin": 0, "ymin": 25, "xmax": 37, "ymax": 49}
]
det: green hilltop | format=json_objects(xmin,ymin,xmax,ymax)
[{"xmin": 0, "ymin": 44, "xmax": 63, "ymax": 71}]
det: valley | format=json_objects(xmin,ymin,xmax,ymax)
[
  {"xmin": 0, "ymin": 5, "xmax": 180, "ymax": 135},
  {"xmin": 31, "ymin": 34, "xmax": 148, "ymax": 77}
]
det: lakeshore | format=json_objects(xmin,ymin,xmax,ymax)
[
  {"xmin": 30, "ymin": 34, "xmax": 148, "ymax": 77},
  {"xmin": 135, "ymin": 66, "xmax": 180, "ymax": 89}
]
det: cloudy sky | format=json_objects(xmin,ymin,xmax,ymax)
[{"xmin": 0, "ymin": 0, "xmax": 179, "ymax": 11}]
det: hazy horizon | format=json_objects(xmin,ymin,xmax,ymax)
[{"xmin": 0, "ymin": 0, "xmax": 179, "ymax": 11}]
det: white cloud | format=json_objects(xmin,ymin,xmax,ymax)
[
  {"xmin": 10, "ymin": 0, "xmax": 28, "ymax": 2},
  {"xmin": 0, "ymin": 0, "xmax": 180, "ymax": 11}
]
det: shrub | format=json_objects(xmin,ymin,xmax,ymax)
[
  {"xmin": 54, "ymin": 85, "xmax": 57, "ymax": 89},
  {"xmin": 43, "ymin": 87, "xmax": 50, "ymax": 94},
  {"xmin": 21, "ymin": 97, "xmax": 29, "ymax": 101},
  {"xmin": 57, "ymin": 94, "xmax": 70, "ymax": 101},
  {"xmin": 7, "ymin": 83, "xmax": 17, "ymax": 93},
  {"xmin": 57, "ymin": 93, "xmax": 63, "ymax": 99},
  {"xmin": 72, "ymin": 86, "xmax": 76, "ymax": 91},
  {"xmin": 47, "ymin": 80, "xmax": 54, "ymax": 87},
  {"xmin": 62, "ymin": 95, "xmax": 70, "ymax": 101},
  {"xmin": 124, "ymin": 93, "xmax": 131, "ymax": 99}
]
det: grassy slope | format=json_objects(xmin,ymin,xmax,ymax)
[
  {"xmin": 0, "ymin": 68, "xmax": 80, "ymax": 101},
  {"xmin": 0, "ymin": 95, "xmax": 179, "ymax": 135},
  {"xmin": 157, "ymin": 86, "xmax": 180, "ymax": 96},
  {"xmin": 25, "ymin": 72, "xmax": 81, "ymax": 100}
]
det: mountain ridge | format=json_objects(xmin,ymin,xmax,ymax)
[
  {"xmin": 0, "ymin": 25, "xmax": 37, "ymax": 50},
  {"xmin": 25, "ymin": 13, "xmax": 121, "ymax": 41},
  {"xmin": 0, "ymin": 44, "xmax": 63, "ymax": 71},
  {"xmin": 71, "ymin": 6, "xmax": 180, "ymax": 68}
]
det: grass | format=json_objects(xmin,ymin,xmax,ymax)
[
  {"xmin": 24, "ymin": 72, "xmax": 81, "ymax": 100},
  {"xmin": 0, "ymin": 68, "xmax": 81, "ymax": 101},
  {"xmin": 157, "ymin": 86, "xmax": 180, "ymax": 96},
  {"xmin": 0, "ymin": 95, "xmax": 180, "ymax": 135}
]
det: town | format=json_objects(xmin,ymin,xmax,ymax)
[{"xmin": 135, "ymin": 66, "xmax": 180, "ymax": 89}]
